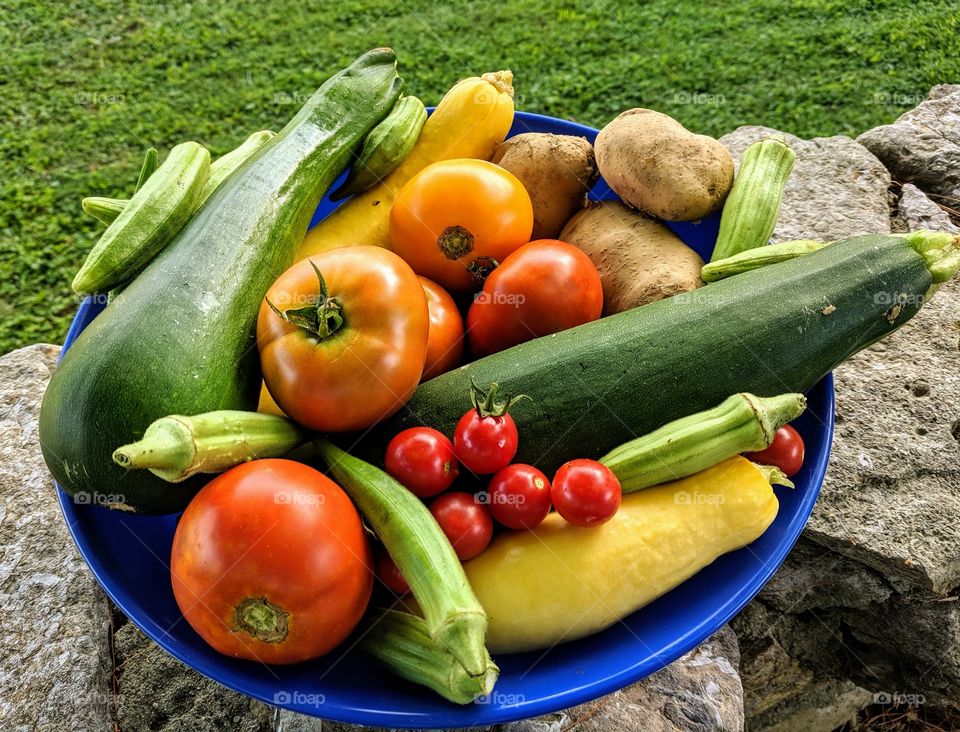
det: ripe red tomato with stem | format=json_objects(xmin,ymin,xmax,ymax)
[
  {"xmin": 429, "ymin": 492, "xmax": 494, "ymax": 560},
  {"xmin": 551, "ymin": 459, "xmax": 622, "ymax": 527},
  {"xmin": 454, "ymin": 381, "xmax": 528, "ymax": 475},
  {"xmin": 467, "ymin": 239, "xmax": 603, "ymax": 357},
  {"xmin": 488, "ymin": 464, "xmax": 552, "ymax": 530},
  {"xmin": 744, "ymin": 424, "xmax": 805, "ymax": 477},
  {"xmin": 170, "ymin": 459, "xmax": 372, "ymax": 664},
  {"xmin": 385, "ymin": 427, "xmax": 459, "ymax": 498}
]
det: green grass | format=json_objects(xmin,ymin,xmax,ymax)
[{"xmin": 2, "ymin": 0, "xmax": 958, "ymax": 353}]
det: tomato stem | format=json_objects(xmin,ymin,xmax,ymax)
[
  {"xmin": 470, "ymin": 379, "xmax": 529, "ymax": 418},
  {"xmin": 234, "ymin": 597, "xmax": 289, "ymax": 643},
  {"xmin": 437, "ymin": 225, "xmax": 474, "ymax": 260},
  {"xmin": 266, "ymin": 260, "xmax": 345, "ymax": 340}
]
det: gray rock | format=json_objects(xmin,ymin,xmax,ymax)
[
  {"xmin": 927, "ymin": 84, "xmax": 960, "ymax": 101},
  {"xmin": 0, "ymin": 344, "xmax": 113, "ymax": 732},
  {"xmin": 114, "ymin": 621, "xmax": 274, "ymax": 732},
  {"xmin": 893, "ymin": 183, "xmax": 959, "ymax": 234},
  {"xmin": 805, "ymin": 273, "xmax": 960, "ymax": 594},
  {"xmin": 719, "ymin": 126, "xmax": 891, "ymax": 242},
  {"xmin": 858, "ymin": 89, "xmax": 960, "ymax": 200},
  {"xmin": 502, "ymin": 627, "xmax": 743, "ymax": 732}
]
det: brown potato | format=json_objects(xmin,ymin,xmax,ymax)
[
  {"xmin": 559, "ymin": 201, "xmax": 703, "ymax": 314},
  {"xmin": 595, "ymin": 109, "xmax": 733, "ymax": 222},
  {"xmin": 491, "ymin": 133, "xmax": 598, "ymax": 239}
]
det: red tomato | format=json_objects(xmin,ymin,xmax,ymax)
[
  {"xmin": 419, "ymin": 276, "xmax": 464, "ymax": 381},
  {"xmin": 467, "ymin": 240, "xmax": 603, "ymax": 357},
  {"xmin": 429, "ymin": 492, "xmax": 494, "ymax": 560},
  {"xmin": 488, "ymin": 464, "xmax": 552, "ymax": 530},
  {"xmin": 375, "ymin": 546, "xmax": 410, "ymax": 596},
  {"xmin": 744, "ymin": 424, "xmax": 806, "ymax": 477},
  {"xmin": 551, "ymin": 459, "xmax": 622, "ymax": 527},
  {"xmin": 170, "ymin": 459, "xmax": 372, "ymax": 664},
  {"xmin": 385, "ymin": 427, "xmax": 459, "ymax": 498},
  {"xmin": 390, "ymin": 159, "xmax": 534, "ymax": 292},
  {"xmin": 454, "ymin": 411, "xmax": 519, "ymax": 475},
  {"xmin": 257, "ymin": 246, "xmax": 429, "ymax": 432}
]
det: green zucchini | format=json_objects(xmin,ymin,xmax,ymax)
[
  {"xmin": 40, "ymin": 49, "xmax": 403, "ymax": 514},
  {"xmin": 711, "ymin": 138, "xmax": 795, "ymax": 261},
  {"xmin": 72, "ymin": 141, "xmax": 211, "ymax": 294},
  {"xmin": 365, "ymin": 231, "xmax": 959, "ymax": 474}
]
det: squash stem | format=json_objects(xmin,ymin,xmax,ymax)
[
  {"xmin": 904, "ymin": 230, "xmax": 960, "ymax": 284},
  {"xmin": 113, "ymin": 411, "xmax": 305, "ymax": 483}
]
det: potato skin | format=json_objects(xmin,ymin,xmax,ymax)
[
  {"xmin": 595, "ymin": 109, "xmax": 733, "ymax": 222},
  {"xmin": 560, "ymin": 201, "xmax": 703, "ymax": 314},
  {"xmin": 492, "ymin": 133, "xmax": 598, "ymax": 239}
]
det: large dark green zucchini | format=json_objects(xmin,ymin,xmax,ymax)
[
  {"xmin": 368, "ymin": 233, "xmax": 958, "ymax": 474},
  {"xmin": 41, "ymin": 50, "xmax": 403, "ymax": 514}
]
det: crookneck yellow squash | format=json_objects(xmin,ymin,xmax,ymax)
[{"xmin": 463, "ymin": 457, "xmax": 779, "ymax": 653}]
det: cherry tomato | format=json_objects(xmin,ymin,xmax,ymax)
[
  {"xmin": 468, "ymin": 240, "xmax": 603, "ymax": 357},
  {"xmin": 390, "ymin": 159, "xmax": 534, "ymax": 292},
  {"xmin": 551, "ymin": 459, "xmax": 622, "ymax": 527},
  {"xmin": 385, "ymin": 427, "xmax": 459, "ymax": 498},
  {"xmin": 257, "ymin": 246, "xmax": 429, "ymax": 432},
  {"xmin": 375, "ymin": 546, "xmax": 410, "ymax": 596},
  {"xmin": 488, "ymin": 464, "xmax": 552, "ymax": 530},
  {"xmin": 419, "ymin": 276, "xmax": 464, "ymax": 381},
  {"xmin": 429, "ymin": 491, "xmax": 494, "ymax": 560},
  {"xmin": 744, "ymin": 424, "xmax": 806, "ymax": 477},
  {"xmin": 454, "ymin": 406, "xmax": 519, "ymax": 475},
  {"xmin": 170, "ymin": 459, "xmax": 372, "ymax": 664}
]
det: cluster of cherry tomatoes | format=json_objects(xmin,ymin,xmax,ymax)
[{"xmin": 375, "ymin": 382, "xmax": 622, "ymax": 595}]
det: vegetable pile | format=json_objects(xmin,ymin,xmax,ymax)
[{"xmin": 39, "ymin": 48, "xmax": 960, "ymax": 706}]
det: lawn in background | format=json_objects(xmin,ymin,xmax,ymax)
[{"xmin": 2, "ymin": 0, "xmax": 959, "ymax": 352}]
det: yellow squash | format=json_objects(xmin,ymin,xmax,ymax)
[
  {"xmin": 296, "ymin": 70, "xmax": 515, "ymax": 259},
  {"xmin": 464, "ymin": 457, "xmax": 779, "ymax": 654}
]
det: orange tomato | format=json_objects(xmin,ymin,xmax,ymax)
[
  {"xmin": 390, "ymin": 159, "xmax": 533, "ymax": 292},
  {"xmin": 419, "ymin": 276, "xmax": 464, "ymax": 380},
  {"xmin": 257, "ymin": 246, "xmax": 429, "ymax": 432},
  {"xmin": 171, "ymin": 459, "xmax": 372, "ymax": 664}
]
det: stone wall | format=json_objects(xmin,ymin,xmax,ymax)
[{"xmin": 2, "ymin": 86, "xmax": 959, "ymax": 731}]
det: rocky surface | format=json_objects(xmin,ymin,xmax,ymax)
[
  {"xmin": 719, "ymin": 126, "xmax": 891, "ymax": 242},
  {"xmin": 892, "ymin": 183, "xmax": 959, "ymax": 234},
  {"xmin": 858, "ymin": 88, "xmax": 960, "ymax": 202},
  {"xmin": 0, "ymin": 344, "xmax": 114, "ymax": 731}
]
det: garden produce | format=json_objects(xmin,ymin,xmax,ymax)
[
  {"xmin": 332, "ymin": 95, "xmax": 427, "ymax": 200},
  {"xmin": 372, "ymin": 232, "xmax": 960, "ymax": 475},
  {"xmin": 711, "ymin": 138, "xmax": 797, "ymax": 261},
  {"xmin": 80, "ymin": 196, "xmax": 127, "ymax": 226},
  {"xmin": 464, "ymin": 457, "xmax": 778, "ymax": 653},
  {"xmin": 467, "ymin": 239, "xmax": 603, "ymax": 357},
  {"xmin": 490, "ymin": 132, "xmax": 598, "ymax": 238},
  {"xmin": 40, "ymin": 49, "xmax": 403, "ymax": 514},
  {"xmin": 298, "ymin": 70, "xmax": 515, "ymax": 258},
  {"xmin": 487, "ymin": 464, "xmax": 552, "ymax": 530},
  {"xmin": 316, "ymin": 438, "xmax": 489, "ymax": 677},
  {"xmin": 385, "ymin": 427, "xmax": 459, "ymax": 498},
  {"xmin": 420, "ymin": 276, "xmax": 464, "ymax": 380},
  {"xmin": 595, "ymin": 108, "xmax": 734, "ymax": 221},
  {"xmin": 390, "ymin": 159, "xmax": 534, "ymax": 292},
  {"xmin": 360, "ymin": 609, "xmax": 498, "ymax": 704},
  {"xmin": 600, "ymin": 392, "xmax": 806, "ymax": 492},
  {"xmin": 701, "ymin": 239, "xmax": 825, "ymax": 282},
  {"xmin": 550, "ymin": 459, "xmax": 621, "ymax": 527},
  {"xmin": 72, "ymin": 141, "xmax": 211, "ymax": 294},
  {"xmin": 453, "ymin": 382, "xmax": 526, "ymax": 475},
  {"xmin": 375, "ymin": 546, "xmax": 410, "ymax": 595},
  {"xmin": 135, "ymin": 147, "xmax": 160, "ymax": 190},
  {"xmin": 113, "ymin": 410, "xmax": 305, "ymax": 482},
  {"xmin": 258, "ymin": 246, "xmax": 429, "ymax": 432},
  {"xmin": 197, "ymin": 130, "xmax": 276, "ymax": 205},
  {"xmin": 745, "ymin": 424, "xmax": 806, "ymax": 477},
  {"xmin": 559, "ymin": 201, "xmax": 704, "ymax": 314},
  {"xmin": 170, "ymin": 459, "xmax": 373, "ymax": 664},
  {"xmin": 430, "ymin": 492, "xmax": 494, "ymax": 561}
]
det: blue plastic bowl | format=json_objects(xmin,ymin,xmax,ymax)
[{"xmin": 57, "ymin": 111, "xmax": 832, "ymax": 728}]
